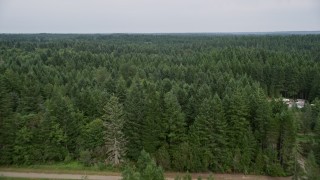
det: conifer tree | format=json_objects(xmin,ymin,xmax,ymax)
[
  {"xmin": 143, "ymin": 89, "xmax": 162, "ymax": 154},
  {"xmin": 124, "ymin": 81, "xmax": 146, "ymax": 160},
  {"xmin": 1, "ymin": 34, "xmax": 320, "ymax": 175},
  {"xmin": 162, "ymin": 91, "xmax": 186, "ymax": 159},
  {"xmin": 305, "ymin": 151, "xmax": 320, "ymax": 179},
  {"xmin": 278, "ymin": 111, "xmax": 296, "ymax": 172},
  {"xmin": 40, "ymin": 114, "xmax": 67, "ymax": 162},
  {"xmin": 224, "ymin": 89, "xmax": 254, "ymax": 172},
  {"xmin": 102, "ymin": 95, "xmax": 126, "ymax": 165},
  {"xmin": 314, "ymin": 115, "xmax": 320, "ymax": 165},
  {"xmin": 250, "ymin": 85, "xmax": 272, "ymax": 150},
  {"xmin": 46, "ymin": 91, "xmax": 83, "ymax": 153},
  {"xmin": 78, "ymin": 118, "xmax": 104, "ymax": 152},
  {"xmin": 211, "ymin": 94, "xmax": 229, "ymax": 171},
  {"xmin": 189, "ymin": 94, "xmax": 228, "ymax": 171}
]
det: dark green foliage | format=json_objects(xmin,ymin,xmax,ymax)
[
  {"xmin": 154, "ymin": 145, "xmax": 171, "ymax": 170},
  {"xmin": 143, "ymin": 87, "xmax": 162, "ymax": 154},
  {"xmin": 314, "ymin": 115, "xmax": 320, "ymax": 166},
  {"xmin": 79, "ymin": 150, "xmax": 92, "ymax": 166},
  {"xmin": 40, "ymin": 115, "xmax": 67, "ymax": 162},
  {"xmin": 188, "ymin": 94, "xmax": 228, "ymax": 172},
  {"xmin": 254, "ymin": 149, "xmax": 265, "ymax": 174},
  {"xmin": 13, "ymin": 126, "xmax": 34, "ymax": 164},
  {"xmin": 249, "ymin": 85, "xmax": 272, "ymax": 150},
  {"xmin": 182, "ymin": 172, "xmax": 192, "ymax": 180},
  {"xmin": 0, "ymin": 34, "xmax": 319, "ymax": 176},
  {"xmin": 305, "ymin": 151, "xmax": 320, "ymax": 180},
  {"xmin": 207, "ymin": 174, "xmax": 215, "ymax": 180},
  {"xmin": 137, "ymin": 150, "xmax": 164, "ymax": 180},
  {"xmin": 223, "ymin": 89, "xmax": 255, "ymax": 173},
  {"xmin": 292, "ymin": 137, "xmax": 303, "ymax": 180},
  {"xmin": 122, "ymin": 166, "xmax": 141, "ymax": 180},
  {"xmin": 78, "ymin": 119, "xmax": 104, "ymax": 151},
  {"xmin": 171, "ymin": 142, "xmax": 192, "ymax": 171},
  {"xmin": 278, "ymin": 111, "xmax": 296, "ymax": 172},
  {"xmin": 122, "ymin": 150, "xmax": 164, "ymax": 180},
  {"xmin": 124, "ymin": 81, "xmax": 146, "ymax": 160},
  {"xmin": 45, "ymin": 91, "xmax": 84, "ymax": 153},
  {"xmin": 162, "ymin": 91, "xmax": 186, "ymax": 152}
]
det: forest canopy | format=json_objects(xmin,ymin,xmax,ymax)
[{"xmin": 0, "ymin": 34, "xmax": 320, "ymax": 177}]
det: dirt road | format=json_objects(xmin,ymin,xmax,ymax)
[
  {"xmin": 0, "ymin": 171, "xmax": 121, "ymax": 180},
  {"xmin": 0, "ymin": 171, "xmax": 291, "ymax": 180}
]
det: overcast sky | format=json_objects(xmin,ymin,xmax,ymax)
[{"xmin": 0, "ymin": 0, "xmax": 319, "ymax": 33}]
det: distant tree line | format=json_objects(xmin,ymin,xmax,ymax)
[{"xmin": 0, "ymin": 34, "xmax": 319, "ymax": 177}]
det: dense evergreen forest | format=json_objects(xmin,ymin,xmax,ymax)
[{"xmin": 0, "ymin": 34, "xmax": 320, "ymax": 177}]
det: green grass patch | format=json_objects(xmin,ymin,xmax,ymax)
[
  {"xmin": 28, "ymin": 161, "xmax": 90, "ymax": 170},
  {"xmin": 0, "ymin": 161, "xmax": 121, "ymax": 175},
  {"xmin": 6, "ymin": 161, "xmax": 118, "ymax": 171}
]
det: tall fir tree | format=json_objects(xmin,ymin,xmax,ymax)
[
  {"xmin": 143, "ymin": 88, "xmax": 162, "ymax": 154},
  {"xmin": 162, "ymin": 91, "xmax": 186, "ymax": 164},
  {"xmin": 249, "ymin": 85, "xmax": 272, "ymax": 150},
  {"xmin": 211, "ymin": 94, "xmax": 230, "ymax": 171},
  {"xmin": 189, "ymin": 94, "xmax": 229, "ymax": 171},
  {"xmin": 124, "ymin": 81, "xmax": 146, "ymax": 160},
  {"xmin": 223, "ymin": 88, "xmax": 255, "ymax": 172}
]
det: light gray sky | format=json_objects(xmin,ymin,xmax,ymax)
[{"xmin": 0, "ymin": 0, "xmax": 319, "ymax": 33}]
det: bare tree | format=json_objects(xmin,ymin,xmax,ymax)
[{"xmin": 102, "ymin": 95, "xmax": 127, "ymax": 165}]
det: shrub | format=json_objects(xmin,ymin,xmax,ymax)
[
  {"xmin": 122, "ymin": 165, "xmax": 141, "ymax": 180},
  {"xmin": 207, "ymin": 174, "xmax": 215, "ymax": 180},
  {"xmin": 121, "ymin": 150, "xmax": 164, "ymax": 180},
  {"xmin": 96, "ymin": 161, "xmax": 106, "ymax": 170},
  {"xmin": 79, "ymin": 150, "xmax": 91, "ymax": 166},
  {"xmin": 182, "ymin": 172, "xmax": 192, "ymax": 180},
  {"xmin": 174, "ymin": 175, "xmax": 182, "ymax": 180}
]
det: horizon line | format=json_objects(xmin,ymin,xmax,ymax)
[{"xmin": 1, "ymin": 30, "xmax": 320, "ymax": 35}]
